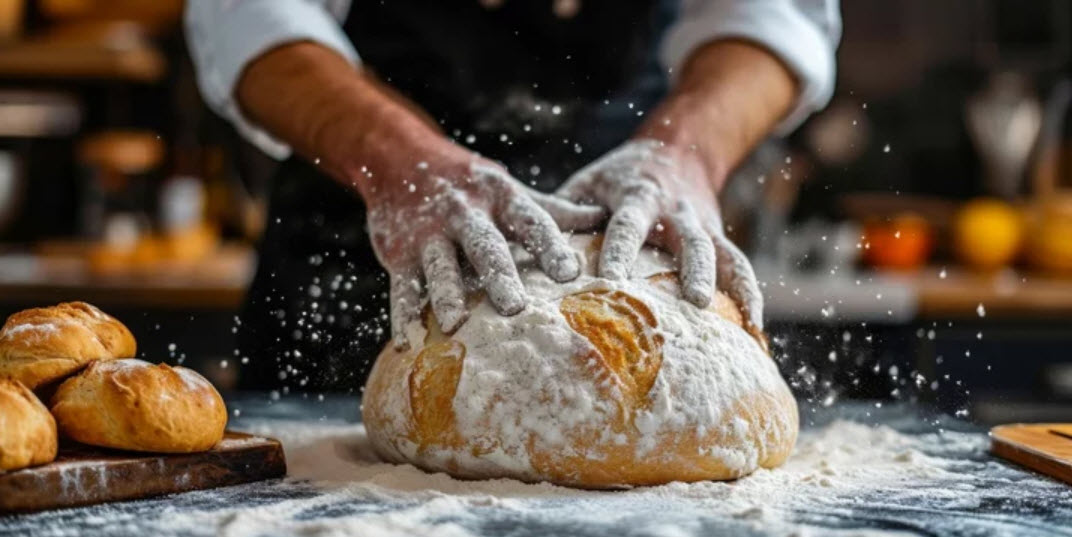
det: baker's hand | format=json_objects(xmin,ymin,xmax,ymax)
[
  {"xmin": 366, "ymin": 144, "xmax": 604, "ymax": 350},
  {"xmin": 556, "ymin": 139, "xmax": 764, "ymax": 331}
]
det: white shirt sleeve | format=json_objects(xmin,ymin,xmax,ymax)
[
  {"xmin": 184, "ymin": 0, "xmax": 358, "ymax": 160},
  {"xmin": 661, "ymin": 0, "xmax": 841, "ymax": 135}
]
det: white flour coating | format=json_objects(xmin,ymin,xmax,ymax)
[
  {"xmin": 710, "ymin": 229, "xmax": 765, "ymax": 331},
  {"xmin": 0, "ymin": 322, "xmax": 60, "ymax": 342},
  {"xmin": 369, "ymin": 159, "xmax": 602, "ymax": 349},
  {"xmin": 90, "ymin": 359, "xmax": 216, "ymax": 406},
  {"xmin": 0, "ymin": 303, "xmax": 112, "ymax": 343},
  {"xmin": 557, "ymin": 139, "xmax": 764, "ymax": 329},
  {"xmin": 173, "ymin": 365, "xmax": 215, "ymax": 392},
  {"xmin": 419, "ymin": 234, "xmax": 468, "ymax": 333},
  {"xmin": 559, "ymin": 140, "xmax": 687, "ymax": 282},
  {"xmin": 80, "ymin": 303, "xmax": 110, "ymax": 320},
  {"xmin": 373, "ymin": 234, "xmax": 791, "ymax": 481},
  {"xmin": 129, "ymin": 417, "xmax": 987, "ymax": 537},
  {"xmin": 472, "ymin": 161, "xmax": 584, "ymax": 284}
]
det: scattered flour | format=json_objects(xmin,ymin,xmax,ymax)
[
  {"xmin": 140, "ymin": 416, "xmax": 988, "ymax": 537},
  {"xmin": 13, "ymin": 408, "xmax": 1065, "ymax": 537}
]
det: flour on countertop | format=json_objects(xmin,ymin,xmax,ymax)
[
  {"xmin": 125, "ymin": 417, "xmax": 989, "ymax": 537},
  {"xmin": 13, "ymin": 409, "xmax": 1070, "ymax": 537},
  {"xmin": 375, "ymin": 233, "xmax": 791, "ymax": 482}
]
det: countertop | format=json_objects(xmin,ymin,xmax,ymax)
[{"xmin": 2, "ymin": 395, "xmax": 1070, "ymax": 537}]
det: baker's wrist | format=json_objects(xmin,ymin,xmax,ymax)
[
  {"xmin": 635, "ymin": 94, "xmax": 735, "ymax": 192},
  {"xmin": 335, "ymin": 109, "xmax": 445, "ymax": 203}
]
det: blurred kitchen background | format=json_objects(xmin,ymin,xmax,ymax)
[{"xmin": 0, "ymin": 0, "xmax": 1069, "ymax": 423}]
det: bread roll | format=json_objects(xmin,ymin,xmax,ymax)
[
  {"xmin": 0, "ymin": 378, "xmax": 57, "ymax": 471},
  {"xmin": 51, "ymin": 359, "xmax": 227, "ymax": 453},
  {"xmin": 363, "ymin": 234, "xmax": 798, "ymax": 488},
  {"xmin": 0, "ymin": 302, "xmax": 136, "ymax": 390}
]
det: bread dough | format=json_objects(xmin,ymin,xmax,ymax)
[
  {"xmin": 363, "ymin": 234, "xmax": 797, "ymax": 488},
  {"xmin": 0, "ymin": 302, "xmax": 136, "ymax": 390},
  {"xmin": 51, "ymin": 359, "xmax": 227, "ymax": 453},
  {"xmin": 0, "ymin": 378, "xmax": 57, "ymax": 471}
]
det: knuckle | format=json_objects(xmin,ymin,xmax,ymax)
[
  {"xmin": 611, "ymin": 203, "xmax": 649, "ymax": 226},
  {"xmin": 438, "ymin": 190, "xmax": 469, "ymax": 217},
  {"xmin": 672, "ymin": 198, "xmax": 696, "ymax": 215},
  {"xmin": 475, "ymin": 167, "xmax": 513, "ymax": 192},
  {"xmin": 621, "ymin": 181, "xmax": 662, "ymax": 206}
]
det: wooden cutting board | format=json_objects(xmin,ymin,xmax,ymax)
[
  {"xmin": 0, "ymin": 432, "xmax": 286, "ymax": 514},
  {"xmin": 991, "ymin": 423, "xmax": 1072, "ymax": 485}
]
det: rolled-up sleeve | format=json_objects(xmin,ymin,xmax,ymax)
[
  {"xmin": 185, "ymin": 0, "xmax": 358, "ymax": 159},
  {"xmin": 662, "ymin": 0, "xmax": 841, "ymax": 134}
]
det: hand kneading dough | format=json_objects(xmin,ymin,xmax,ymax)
[
  {"xmin": 51, "ymin": 359, "xmax": 227, "ymax": 453},
  {"xmin": 363, "ymin": 234, "xmax": 798, "ymax": 488},
  {"xmin": 0, "ymin": 379, "xmax": 57, "ymax": 470},
  {"xmin": 0, "ymin": 302, "xmax": 136, "ymax": 390}
]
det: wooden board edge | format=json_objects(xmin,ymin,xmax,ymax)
[
  {"xmin": 0, "ymin": 440, "xmax": 287, "ymax": 514},
  {"xmin": 990, "ymin": 436, "xmax": 1072, "ymax": 486}
]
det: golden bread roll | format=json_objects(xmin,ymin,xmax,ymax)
[
  {"xmin": 363, "ymin": 234, "xmax": 798, "ymax": 488},
  {"xmin": 51, "ymin": 359, "xmax": 227, "ymax": 453},
  {"xmin": 0, "ymin": 302, "xmax": 136, "ymax": 390},
  {"xmin": 0, "ymin": 378, "xmax": 57, "ymax": 471}
]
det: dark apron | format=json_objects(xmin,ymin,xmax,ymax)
[{"xmin": 237, "ymin": 0, "xmax": 677, "ymax": 391}]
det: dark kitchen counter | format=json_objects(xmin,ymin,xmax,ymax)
[{"xmin": 2, "ymin": 395, "xmax": 1070, "ymax": 537}]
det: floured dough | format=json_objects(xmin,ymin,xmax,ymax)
[{"xmin": 362, "ymin": 234, "xmax": 797, "ymax": 488}]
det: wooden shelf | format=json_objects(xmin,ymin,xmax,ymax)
[
  {"xmin": 916, "ymin": 268, "xmax": 1072, "ymax": 320},
  {"xmin": 0, "ymin": 244, "xmax": 254, "ymax": 310},
  {"xmin": 760, "ymin": 264, "xmax": 1072, "ymax": 322},
  {"xmin": 0, "ymin": 22, "xmax": 166, "ymax": 82}
]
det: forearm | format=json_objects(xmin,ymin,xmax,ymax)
[
  {"xmin": 638, "ymin": 40, "xmax": 798, "ymax": 189},
  {"xmin": 235, "ymin": 42, "xmax": 451, "ymax": 201}
]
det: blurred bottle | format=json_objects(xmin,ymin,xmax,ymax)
[
  {"xmin": 965, "ymin": 72, "xmax": 1042, "ymax": 199},
  {"xmin": 159, "ymin": 174, "xmax": 216, "ymax": 263}
]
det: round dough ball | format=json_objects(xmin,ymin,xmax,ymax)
[
  {"xmin": 363, "ymin": 234, "xmax": 798, "ymax": 488},
  {"xmin": 51, "ymin": 359, "xmax": 227, "ymax": 453},
  {"xmin": 0, "ymin": 378, "xmax": 57, "ymax": 471},
  {"xmin": 0, "ymin": 302, "xmax": 136, "ymax": 390}
]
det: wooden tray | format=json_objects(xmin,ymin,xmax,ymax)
[
  {"xmin": 991, "ymin": 423, "xmax": 1072, "ymax": 485},
  {"xmin": 0, "ymin": 432, "xmax": 286, "ymax": 514}
]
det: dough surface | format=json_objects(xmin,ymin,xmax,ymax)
[
  {"xmin": 0, "ymin": 302, "xmax": 136, "ymax": 390},
  {"xmin": 363, "ymin": 234, "xmax": 798, "ymax": 488},
  {"xmin": 51, "ymin": 359, "xmax": 227, "ymax": 453},
  {"xmin": 0, "ymin": 378, "xmax": 57, "ymax": 471}
]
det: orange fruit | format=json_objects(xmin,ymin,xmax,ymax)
[
  {"xmin": 953, "ymin": 198, "xmax": 1023, "ymax": 271},
  {"xmin": 1024, "ymin": 198, "xmax": 1072, "ymax": 274},
  {"xmin": 862, "ymin": 213, "xmax": 933, "ymax": 270}
]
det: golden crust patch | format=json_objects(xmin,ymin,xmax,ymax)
[
  {"xmin": 560, "ymin": 290, "xmax": 664, "ymax": 406},
  {"xmin": 409, "ymin": 340, "xmax": 466, "ymax": 450}
]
